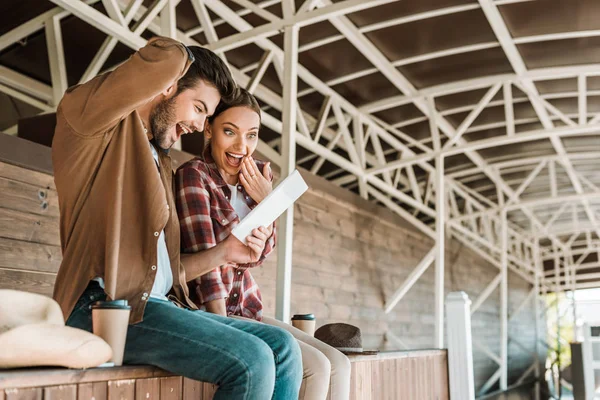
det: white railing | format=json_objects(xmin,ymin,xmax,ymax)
[
  {"xmin": 583, "ymin": 323, "xmax": 600, "ymax": 399},
  {"xmin": 447, "ymin": 290, "xmax": 543, "ymax": 399},
  {"xmin": 446, "ymin": 291, "xmax": 476, "ymax": 400}
]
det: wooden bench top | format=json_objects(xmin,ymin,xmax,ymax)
[
  {"xmin": 0, "ymin": 349, "xmax": 446, "ymax": 389},
  {"xmin": 0, "ymin": 366, "xmax": 174, "ymax": 389},
  {"xmin": 345, "ymin": 348, "xmax": 445, "ymax": 362}
]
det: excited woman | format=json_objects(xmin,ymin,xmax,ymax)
[{"xmin": 175, "ymin": 88, "xmax": 350, "ymax": 400}]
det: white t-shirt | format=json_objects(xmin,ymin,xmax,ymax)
[
  {"xmin": 227, "ymin": 183, "xmax": 252, "ymax": 220},
  {"xmin": 148, "ymin": 144, "xmax": 174, "ymax": 300},
  {"xmin": 93, "ymin": 143, "xmax": 173, "ymax": 301}
]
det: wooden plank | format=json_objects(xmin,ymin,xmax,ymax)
[
  {"xmin": 349, "ymin": 361, "xmax": 357, "ymax": 400},
  {"xmin": 182, "ymin": 379, "xmax": 202, "ymax": 400},
  {"xmin": 423, "ymin": 356, "xmax": 432, "ymax": 400},
  {"xmin": 419, "ymin": 357, "xmax": 426, "ymax": 400},
  {"xmin": 44, "ymin": 385, "xmax": 76, "ymax": 400},
  {"xmin": 4, "ymin": 388, "xmax": 42, "ymax": 400},
  {"xmin": 347, "ymin": 349, "xmax": 447, "ymax": 363},
  {"xmin": 77, "ymin": 382, "xmax": 107, "ymax": 400},
  {"xmin": 135, "ymin": 378, "xmax": 160, "ymax": 400},
  {"xmin": 389, "ymin": 359, "xmax": 396, "ymax": 400},
  {"xmin": 0, "ymin": 207, "xmax": 60, "ymax": 246},
  {"xmin": 432, "ymin": 355, "xmax": 440, "ymax": 399},
  {"xmin": 370, "ymin": 360, "xmax": 383, "ymax": 400},
  {"xmin": 0, "ymin": 237, "xmax": 61, "ymax": 274},
  {"xmin": 406, "ymin": 357, "xmax": 413, "ymax": 400},
  {"xmin": 0, "ymin": 366, "xmax": 173, "ymax": 389},
  {"xmin": 0, "ymin": 176, "xmax": 59, "ymax": 217},
  {"xmin": 413, "ymin": 356, "xmax": 421, "ymax": 400},
  {"xmin": 160, "ymin": 377, "xmax": 182, "ymax": 400},
  {"xmin": 349, "ymin": 361, "xmax": 371, "ymax": 400},
  {"xmin": 363, "ymin": 361, "xmax": 373, "ymax": 400},
  {"xmin": 380, "ymin": 359, "xmax": 395, "ymax": 400},
  {"xmin": 201, "ymin": 383, "xmax": 216, "ymax": 400},
  {"xmin": 397, "ymin": 358, "xmax": 408, "ymax": 400},
  {"xmin": 0, "ymin": 140, "xmax": 54, "ymax": 184},
  {"xmin": 0, "ymin": 268, "xmax": 56, "ymax": 297},
  {"xmin": 438, "ymin": 352, "xmax": 449, "ymax": 400},
  {"xmin": 107, "ymin": 380, "xmax": 134, "ymax": 400},
  {"xmin": 414, "ymin": 357, "xmax": 422, "ymax": 400}
]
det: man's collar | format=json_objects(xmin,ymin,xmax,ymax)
[{"xmin": 149, "ymin": 138, "xmax": 170, "ymax": 155}]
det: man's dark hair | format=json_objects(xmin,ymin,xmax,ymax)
[
  {"xmin": 176, "ymin": 46, "xmax": 236, "ymax": 103},
  {"xmin": 208, "ymin": 88, "xmax": 261, "ymax": 124}
]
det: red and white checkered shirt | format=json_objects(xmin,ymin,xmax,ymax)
[{"xmin": 175, "ymin": 145, "xmax": 275, "ymax": 321}]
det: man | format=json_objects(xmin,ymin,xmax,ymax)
[{"xmin": 52, "ymin": 37, "xmax": 302, "ymax": 399}]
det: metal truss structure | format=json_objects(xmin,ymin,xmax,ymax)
[{"xmin": 1, "ymin": 0, "xmax": 599, "ymax": 394}]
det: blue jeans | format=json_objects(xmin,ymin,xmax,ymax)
[{"xmin": 67, "ymin": 283, "xmax": 302, "ymax": 400}]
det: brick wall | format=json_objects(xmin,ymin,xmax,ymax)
[{"xmin": 252, "ymin": 180, "xmax": 542, "ymax": 391}]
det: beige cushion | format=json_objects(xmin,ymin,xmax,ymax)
[{"xmin": 0, "ymin": 290, "xmax": 112, "ymax": 369}]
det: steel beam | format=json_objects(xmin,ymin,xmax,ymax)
[
  {"xmin": 500, "ymin": 209, "xmax": 508, "ymax": 390},
  {"xmin": 435, "ymin": 155, "xmax": 445, "ymax": 348},
  {"xmin": 275, "ymin": 23, "xmax": 299, "ymax": 323},
  {"xmin": 384, "ymin": 247, "xmax": 436, "ymax": 313}
]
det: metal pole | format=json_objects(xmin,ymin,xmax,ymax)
[
  {"xmin": 275, "ymin": 21, "xmax": 299, "ymax": 323},
  {"xmin": 582, "ymin": 323, "xmax": 596, "ymax": 399},
  {"xmin": 555, "ymin": 247, "xmax": 562, "ymax": 399},
  {"xmin": 45, "ymin": 15, "xmax": 68, "ymax": 106},
  {"xmin": 572, "ymin": 290, "xmax": 578, "ymax": 340},
  {"xmin": 571, "ymin": 251, "xmax": 578, "ymax": 342},
  {"xmin": 500, "ymin": 208, "xmax": 508, "ymax": 390},
  {"xmin": 434, "ymin": 154, "xmax": 445, "ymax": 348},
  {"xmin": 534, "ymin": 241, "xmax": 541, "ymax": 400}
]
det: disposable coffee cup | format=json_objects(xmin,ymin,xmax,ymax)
[
  {"xmin": 291, "ymin": 314, "xmax": 316, "ymax": 336},
  {"xmin": 92, "ymin": 300, "xmax": 131, "ymax": 366}
]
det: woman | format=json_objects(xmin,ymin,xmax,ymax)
[{"xmin": 175, "ymin": 88, "xmax": 350, "ymax": 400}]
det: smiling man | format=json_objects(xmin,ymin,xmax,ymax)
[{"xmin": 51, "ymin": 37, "xmax": 302, "ymax": 399}]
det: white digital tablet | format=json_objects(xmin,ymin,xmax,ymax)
[{"xmin": 232, "ymin": 169, "xmax": 308, "ymax": 244}]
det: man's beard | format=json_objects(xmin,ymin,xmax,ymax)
[{"xmin": 149, "ymin": 95, "xmax": 178, "ymax": 149}]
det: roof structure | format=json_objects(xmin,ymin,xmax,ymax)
[{"xmin": 2, "ymin": 0, "xmax": 599, "ymax": 291}]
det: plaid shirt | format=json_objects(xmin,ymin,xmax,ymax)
[{"xmin": 175, "ymin": 145, "xmax": 275, "ymax": 321}]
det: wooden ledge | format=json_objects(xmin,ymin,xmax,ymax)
[
  {"xmin": 0, "ymin": 349, "xmax": 447, "ymax": 388},
  {"xmin": 0, "ymin": 365, "xmax": 175, "ymax": 389},
  {"xmin": 346, "ymin": 348, "xmax": 446, "ymax": 362}
]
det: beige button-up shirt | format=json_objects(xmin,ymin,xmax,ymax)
[{"xmin": 52, "ymin": 37, "xmax": 197, "ymax": 323}]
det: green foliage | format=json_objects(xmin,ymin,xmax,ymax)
[{"xmin": 544, "ymin": 292, "xmax": 574, "ymax": 369}]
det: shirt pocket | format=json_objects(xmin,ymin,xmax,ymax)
[{"xmin": 210, "ymin": 205, "xmax": 237, "ymax": 228}]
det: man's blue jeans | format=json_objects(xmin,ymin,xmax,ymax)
[{"xmin": 67, "ymin": 283, "xmax": 302, "ymax": 400}]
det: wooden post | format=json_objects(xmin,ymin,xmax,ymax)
[{"xmin": 446, "ymin": 291, "xmax": 475, "ymax": 400}]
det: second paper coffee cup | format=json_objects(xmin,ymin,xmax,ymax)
[
  {"xmin": 92, "ymin": 299, "xmax": 131, "ymax": 366},
  {"xmin": 291, "ymin": 314, "xmax": 316, "ymax": 336}
]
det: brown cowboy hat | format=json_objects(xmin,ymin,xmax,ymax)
[
  {"xmin": 314, "ymin": 323, "xmax": 378, "ymax": 355},
  {"xmin": 0, "ymin": 290, "xmax": 112, "ymax": 369}
]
